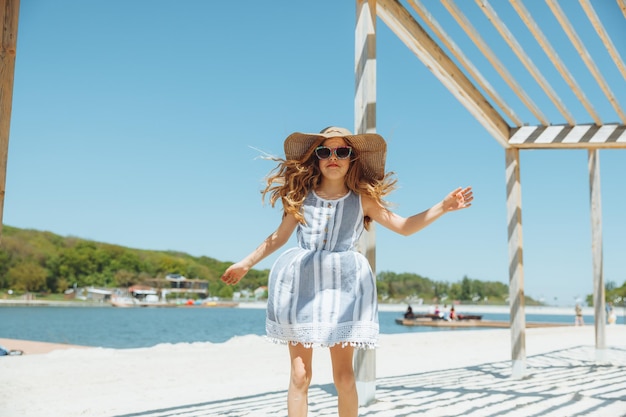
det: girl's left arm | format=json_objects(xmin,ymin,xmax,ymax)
[{"xmin": 363, "ymin": 186, "xmax": 473, "ymax": 236}]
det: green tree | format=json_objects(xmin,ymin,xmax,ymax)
[
  {"xmin": 0, "ymin": 249, "xmax": 12, "ymax": 288},
  {"xmin": 218, "ymin": 285, "xmax": 234, "ymax": 299},
  {"xmin": 460, "ymin": 276, "xmax": 472, "ymax": 301},
  {"xmin": 7, "ymin": 262, "xmax": 48, "ymax": 292},
  {"xmin": 113, "ymin": 269, "xmax": 137, "ymax": 287}
]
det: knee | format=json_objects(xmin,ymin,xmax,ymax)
[
  {"xmin": 291, "ymin": 357, "xmax": 312, "ymax": 391},
  {"xmin": 333, "ymin": 368, "xmax": 356, "ymax": 393}
]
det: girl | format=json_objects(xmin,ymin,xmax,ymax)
[{"xmin": 221, "ymin": 126, "xmax": 473, "ymax": 417}]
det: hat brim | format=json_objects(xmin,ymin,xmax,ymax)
[{"xmin": 284, "ymin": 130, "xmax": 387, "ymax": 181}]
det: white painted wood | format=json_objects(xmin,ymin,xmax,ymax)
[
  {"xmin": 354, "ymin": 0, "xmax": 377, "ymax": 406},
  {"xmin": 588, "ymin": 150, "xmax": 606, "ymax": 355},
  {"xmin": 509, "ymin": 124, "xmax": 626, "ymax": 148},
  {"xmin": 561, "ymin": 125, "xmax": 594, "ymax": 145},
  {"xmin": 505, "ymin": 148, "xmax": 526, "ymax": 379}
]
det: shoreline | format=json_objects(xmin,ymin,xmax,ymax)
[
  {"xmin": 0, "ymin": 338, "xmax": 90, "ymax": 355},
  {"xmin": 0, "ymin": 299, "xmax": 111, "ymax": 307},
  {"xmin": 0, "ymin": 299, "xmax": 597, "ymax": 316},
  {"xmin": 224, "ymin": 300, "xmax": 600, "ymax": 316}
]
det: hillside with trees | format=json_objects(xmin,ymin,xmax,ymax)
[
  {"xmin": 0, "ymin": 225, "xmax": 558, "ymax": 305},
  {"xmin": 0, "ymin": 225, "xmax": 268, "ymax": 300}
]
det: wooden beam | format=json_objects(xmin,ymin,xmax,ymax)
[
  {"xmin": 440, "ymin": 0, "xmax": 548, "ymax": 126},
  {"xmin": 354, "ymin": 0, "xmax": 377, "ymax": 406},
  {"xmin": 475, "ymin": 0, "xmax": 575, "ymax": 125},
  {"xmin": 505, "ymin": 148, "xmax": 526, "ymax": 379},
  {"xmin": 0, "ymin": 0, "xmax": 20, "ymax": 240},
  {"xmin": 547, "ymin": 0, "xmax": 626, "ymax": 123},
  {"xmin": 408, "ymin": 0, "xmax": 522, "ymax": 127},
  {"xmin": 588, "ymin": 150, "xmax": 607, "ymax": 360},
  {"xmin": 509, "ymin": 0, "xmax": 603, "ymax": 126},
  {"xmin": 579, "ymin": 0, "xmax": 626, "ymax": 85},
  {"xmin": 509, "ymin": 124, "xmax": 626, "ymax": 149},
  {"xmin": 376, "ymin": 0, "xmax": 510, "ymax": 148},
  {"xmin": 617, "ymin": 0, "xmax": 626, "ymax": 19}
]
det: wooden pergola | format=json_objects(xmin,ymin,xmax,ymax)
[{"xmin": 354, "ymin": 0, "xmax": 625, "ymax": 404}]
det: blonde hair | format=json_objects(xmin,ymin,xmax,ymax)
[{"xmin": 262, "ymin": 137, "xmax": 397, "ymax": 230}]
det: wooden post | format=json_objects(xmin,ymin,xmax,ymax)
[
  {"xmin": 354, "ymin": 0, "xmax": 377, "ymax": 406},
  {"xmin": 588, "ymin": 150, "xmax": 606, "ymax": 360},
  {"xmin": 505, "ymin": 148, "xmax": 526, "ymax": 379},
  {"xmin": 0, "ymin": 0, "xmax": 20, "ymax": 240}
]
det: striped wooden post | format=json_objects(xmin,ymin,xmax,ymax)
[
  {"xmin": 505, "ymin": 148, "xmax": 526, "ymax": 379},
  {"xmin": 354, "ymin": 0, "xmax": 377, "ymax": 406},
  {"xmin": 588, "ymin": 150, "xmax": 606, "ymax": 360},
  {"xmin": 0, "ymin": 0, "xmax": 20, "ymax": 240}
]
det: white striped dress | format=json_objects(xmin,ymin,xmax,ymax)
[{"xmin": 266, "ymin": 190, "xmax": 378, "ymax": 349}]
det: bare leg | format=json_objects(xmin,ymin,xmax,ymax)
[
  {"xmin": 329, "ymin": 345, "xmax": 358, "ymax": 417},
  {"xmin": 288, "ymin": 343, "xmax": 313, "ymax": 417}
]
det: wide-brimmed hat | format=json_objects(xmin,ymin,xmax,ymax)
[{"xmin": 284, "ymin": 126, "xmax": 387, "ymax": 181}]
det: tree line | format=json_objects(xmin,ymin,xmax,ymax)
[
  {"xmin": 376, "ymin": 271, "xmax": 513, "ymax": 305},
  {"xmin": 0, "ymin": 225, "xmax": 267, "ymax": 299},
  {"xmin": 4, "ymin": 225, "xmax": 622, "ymax": 305}
]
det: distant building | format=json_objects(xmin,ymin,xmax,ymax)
[
  {"xmin": 85, "ymin": 287, "xmax": 113, "ymax": 302},
  {"xmin": 128, "ymin": 285, "xmax": 158, "ymax": 302},
  {"xmin": 142, "ymin": 274, "xmax": 209, "ymax": 300},
  {"xmin": 254, "ymin": 286, "xmax": 268, "ymax": 300}
]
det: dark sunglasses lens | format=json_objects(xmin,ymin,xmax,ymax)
[
  {"xmin": 315, "ymin": 147, "xmax": 331, "ymax": 159},
  {"xmin": 336, "ymin": 147, "xmax": 351, "ymax": 159}
]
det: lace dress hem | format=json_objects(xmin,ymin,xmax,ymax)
[{"xmin": 266, "ymin": 319, "xmax": 379, "ymax": 350}]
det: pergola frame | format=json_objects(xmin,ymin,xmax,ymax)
[{"xmin": 354, "ymin": 0, "xmax": 625, "ymax": 404}]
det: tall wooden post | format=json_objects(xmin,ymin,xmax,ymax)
[
  {"xmin": 0, "ymin": 0, "xmax": 20, "ymax": 240},
  {"xmin": 354, "ymin": 0, "xmax": 377, "ymax": 406},
  {"xmin": 505, "ymin": 148, "xmax": 526, "ymax": 379},
  {"xmin": 588, "ymin": 150, "xmax": 606, "ymax": 360}
]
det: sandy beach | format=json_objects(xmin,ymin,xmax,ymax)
[{"xmin": 1, "ymin": 325, "xmax": 625, "ymax": 417}]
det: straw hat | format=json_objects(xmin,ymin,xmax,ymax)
[{"xmin": 284, "ymin": 126, "xmax": 387, "ymax": 181}]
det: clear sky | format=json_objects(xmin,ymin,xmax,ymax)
[{"xmin": 4, "ymin": 1, "xmax": 625, "ymax": 307}]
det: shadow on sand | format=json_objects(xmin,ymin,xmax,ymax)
[{"xmin": 114, "ymin": 345, "xmax": 626, "ymax": 417}]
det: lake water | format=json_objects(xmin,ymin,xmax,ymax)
[{"xmin": 1, "ymin": 306, "xmax": 613, "ymax": 349}]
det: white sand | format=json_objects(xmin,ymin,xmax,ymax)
[{"xmin": 1, "ymin": 326, "xmax": 625, "ymax": 417}]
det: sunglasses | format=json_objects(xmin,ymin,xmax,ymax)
[{"xmin": 314, "ymin": 146, "xmax": 353, "ymax": 160}]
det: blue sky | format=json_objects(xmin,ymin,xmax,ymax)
[{"xmin": 5, "ymin": 1, "xmax": 625, "ymax": 306}]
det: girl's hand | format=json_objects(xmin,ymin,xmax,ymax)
[
  {"xmin": 221, "ymin": 262, "xmax": 249, "ymax": 286},
  {"xmin": 443, "ymin": 186, "xmax": 473, "ymax": 212}
]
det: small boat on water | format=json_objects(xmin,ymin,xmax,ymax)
[
  {"xmin": 395, "ymin": 316, "xmax": 568, "ymax": 328},
  {"xmin": 395, "ymin": 317, "xmax": 500, "ymax": 328},
  {"xmin": 184, "ymin": 300, "xmax": 239, "ymax": 308},
  {"xmin": 397, "ymin": 313, "xmax": 486, "ymax": 327},
  {"xmin": 110, "ymin": 298, "xmax": 172, "ymax": 308},
  {"xmin": 403, "ymin": 313, "xmax": 483, "ymax": 321}
]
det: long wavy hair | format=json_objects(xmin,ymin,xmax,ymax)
[{"xmin": 261, "ymin": 137, "xmax": 397, "ymax": 230}]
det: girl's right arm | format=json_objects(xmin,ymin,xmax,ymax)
[{"xmin": 220, "ymin": 213, "xmax": 299, "ymax": 285}]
